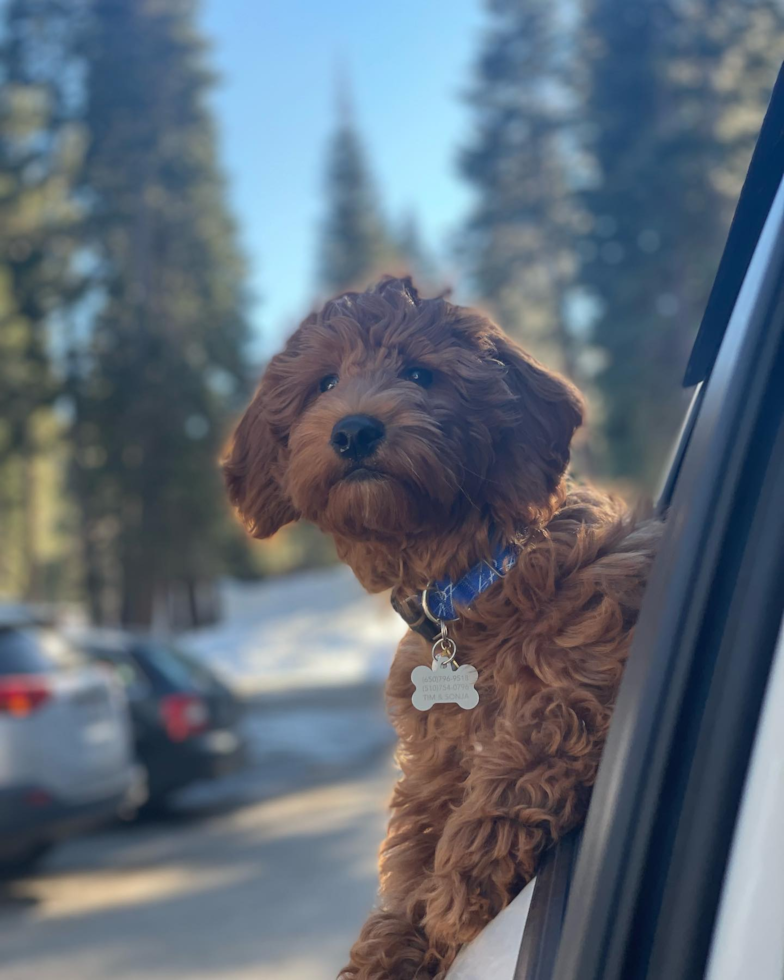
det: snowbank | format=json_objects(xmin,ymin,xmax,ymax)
[{"xmin": 180, "ymin": 566, "xmax": 407, "ymax": 694}]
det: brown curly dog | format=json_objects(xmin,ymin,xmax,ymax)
[{"xmin": 223, "ymin": 276, "xmax": 660, "ymax": 979}]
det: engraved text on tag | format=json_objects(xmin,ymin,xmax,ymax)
[{"xmin": 411, "ymin": 660, "xmax": 479, "ymax": 711}]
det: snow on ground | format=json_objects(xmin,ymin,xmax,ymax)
[
  {"xmin": 246, "ymin": 705, "xmax": 394, "ymax": 765},
  {"xmin": 179, "ymin": 567, "xmax": 404, "ymax": 779},
  {"xmin": 181, "ymin": 566, "xmax": 407, "ymax": 695}
]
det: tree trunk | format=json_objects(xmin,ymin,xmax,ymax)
[{"xmin": 20, "ymin": 431, "xmax": 41, "ymax": 602}]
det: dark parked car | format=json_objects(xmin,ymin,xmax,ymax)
[{"xmin": 71, "ymin": 629, "xmax": 247, "ymax": 808}]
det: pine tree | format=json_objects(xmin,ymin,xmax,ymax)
[
  {"xmin": 319, "ymin": 90, "xmax": 393, "ymax": 294},
  {"xmin": 72, "ymin": 0, "xmax": 251, "ymax": 625},
  {"xmin": 578, "ymin": 0, "xmax": 784, "ymax": 486},
  {"xmin": 460, "ymin": 0, "xmax": 579, "ymax": 373},
  {"xmin": 693, "ymin": 0, "xmax": 784, "ymax": 198},
  {"xmin": 0, "ymin": 0, "xmax": 83, "ymax": 599}
]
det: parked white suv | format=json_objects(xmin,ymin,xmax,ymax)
[{"xmin": 0, "ymin": 608, "xmax": 137, "ymax": 875}]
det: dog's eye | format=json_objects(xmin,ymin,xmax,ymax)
[
  {"xmin": 401, "ymin": 366, "xmax": 433, "ymax": 388},
  {"xmin": 319, "ymin": 374, "xmax": 339, "ymax": 393}
]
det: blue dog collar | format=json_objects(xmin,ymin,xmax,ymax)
[{"xmin": 422, "ymin": 542, "xmax": 518, "ymax": 623}]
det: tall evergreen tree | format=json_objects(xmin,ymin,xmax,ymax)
[
  {"xmin": 319, "ymin": 89, "xmax": 393, "ymax": 294},
  {"xmin": 0, "ymin": 0, "xmax": 82, "ymax": 598},
  {"xmin": 578, "ymin": 0, "xmax": 784, "ymax": 486},
  {"xmin": 72, "ymin": 0, "xmax": 250, "ymax": 625},
  {"xmin": 460, "ymin": 0, "xmax": 579, "ymax": 373}
]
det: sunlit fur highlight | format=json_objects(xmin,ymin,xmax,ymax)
[{"xmin": 223, "ymin": 277, "xmax": 661, "ymax": 979}]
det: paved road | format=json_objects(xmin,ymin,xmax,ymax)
[{"xmin": 0, "ymin": 731, "xmax": 396, "ymax": 979}]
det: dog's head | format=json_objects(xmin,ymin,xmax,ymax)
[{"xmin": 223, "ymin": 277, "xmax": 584, "ymax": 544}]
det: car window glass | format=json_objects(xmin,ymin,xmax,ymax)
[
  {"xmin": 135, "ymin": 641, "xmax": 210, "ymax": 690},
  {"xmin": 90, "ymin": 649, "xmax": 151, "ymax": 698},
  {"xmin": 167, "ymin": 645, "xmax": 218, "ymax": 688},
  {"xmin": 38, "ymin": 630, "xmax": 85, "ymax": 669},
  {"xmin": 0, "ymin": 628, "xmax": 84, "ymax": 674}
]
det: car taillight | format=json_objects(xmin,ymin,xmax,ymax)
[
  {"xmin": 0, "ymin": 676, "xmax": 52, "ymax": 717},
  {"xmin": 160, "ymin": 693, "xmax": 209, "ymax": 741}
]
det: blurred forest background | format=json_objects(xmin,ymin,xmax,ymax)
[{"xmin": 0, "ymin": 0, "xmax": 781, "ymax": 628}]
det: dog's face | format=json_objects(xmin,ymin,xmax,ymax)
[{"xmin": 224, "ymin": 278, "xmax": 584, "ymax": 543}]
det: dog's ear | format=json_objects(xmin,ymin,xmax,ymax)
[
  {"xmin": 493, "ymin": 331, "xmax": 584, "ymax": 472},
  {"xmin": 484, "ymin": 330, "xmax": 585, "ymax": 523},
  {"xmin": 222, "ymin": 381, "xmax": 300, "ymax": 539}
]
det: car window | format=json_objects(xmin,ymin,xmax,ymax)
[
  {"xmin": 88, "ymin": 648, "xmax": 151, "ymax": 698},
  {"xmin": 167, "ymin": 645, "xmax": 220, "ymax": 688},
  {"xmin": 0, "ymin": 627, "xmax": 85, "ymax": 674},
  {"xmin": 133, "ymin": 641, "xmax": 212, "ymax": 691}
]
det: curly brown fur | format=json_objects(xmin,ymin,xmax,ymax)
[{"xmin": 223, "ymin": 277, "xmax": 661, "ymax": 979}]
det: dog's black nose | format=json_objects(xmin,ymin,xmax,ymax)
[{"xmin": 330, "ymin": 414, "xmax": 386, "ymax": 461}]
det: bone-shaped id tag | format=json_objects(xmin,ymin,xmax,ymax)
[{"xmin": 411, "ymin": 659, "xmax": 479, "ymax": 711}]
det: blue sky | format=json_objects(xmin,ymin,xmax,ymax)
[{"xmin": 201, "ymin": 0, "xmax": 485, "ymax": 355}]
